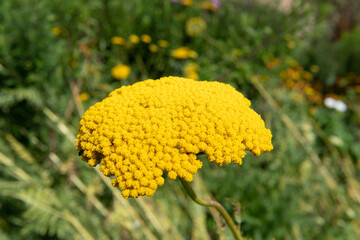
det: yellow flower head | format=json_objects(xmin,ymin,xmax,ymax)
[
  {"xmin": 111, "ymin": 36, "xmax": 125, "ymax": 45},
  {"xmin": 185, "ymin": 17, "xmax": 207, "ymax": 37},
  {"xmin": 172, "ymin": 47, "xmax": 198, "ymax": 59},
  {"xmin": 129, "ymin": 34, "xmax": 140, "ymax": 44},
  {"xmin": 141, "ymin": 34, "xmax": 152, "ymax": 43},
  {"xmin": 111, "ymin": 64, "xmax": 131, "ymax": 80},
  {"xmin": 75, "ymin": 77, "xmax": 273, "ymax": 199}
]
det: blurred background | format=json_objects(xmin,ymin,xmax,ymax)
[{"xmin": 1, "ymin": 0, "xmax": 360, "ymax": 239}]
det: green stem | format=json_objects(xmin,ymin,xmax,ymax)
[{"xmin": 180, "ymin": 178, "xmax": 243, "ymax": 240}]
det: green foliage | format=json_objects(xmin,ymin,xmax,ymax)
[{"xmin": 0, "ymin": 0, "xmax": 359, "ymax": 239}]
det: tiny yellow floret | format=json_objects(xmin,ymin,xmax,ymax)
[{"xmin": 76, "ymin": 77, "xmax": 273, "ymax": 198}]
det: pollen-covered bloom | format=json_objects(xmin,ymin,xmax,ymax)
[{"xmin": 76, "ymin": 77, "xmax": 273, "ymax": 198}]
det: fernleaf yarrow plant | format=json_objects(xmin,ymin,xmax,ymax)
[{"xmin": 75, "ymin": 76, "xmax": 273, "ymax": 239}]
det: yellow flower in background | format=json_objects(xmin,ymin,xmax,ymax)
[
  {"xmin": 184, "ymin": 62, "xmax": 199, "ymax": 71},
  {"xmin": 185, "ymin": 17, "xmax": 207, "ymax": 37},
  {"xmin": 289, "ymin": 60, "xmax": 299, "ymax": 68},
  {"xmin": 288, "ymin": 68, "xmax": 301, "ymax": 81},
  {"xmin": 111, "ymin": 36, "xmax": 125, "ymax": 45},
  {"xmin": 149, "ymin": 44, "xmax": 159, "ymax": 52},
  {"xmin": 302, "ymin": 71, "xmax": 313, "ymax": 81},
  {"xmin": 290, "ymin": 92, "xmax": 305, "ymax": 102},
  {"xmin": 303, "ymin": 84, "xmax": 316, "ymax": 96},
  {"xmin": 76, "ymin": 77, "xmax": 273, "ymax": 198},
  {"xmin": 284, "ymin": 34, "xmax": 293, "ymax": 41},
  {"xmin": 52, "ymin": 27, "xmax": 61, "ymax": 36},
  {"xmin": 111, "ymin": 64, "xmax": 131, "ymax": 80},
  {"xmin": 78, "ymin": 93, "xmax": 89, "ymax": 102},
  {"xmin": 200, "ymin": 1, "xmax": 217, "ymax": 11},
  {"xmin": 310, "ymin": 65, "xmax": 320, "ymax": 73},
  {"xmin": 184, "ymin": 62, "xmax": 199, "ymax": 80},
  {"xmin": 158, "ymin": 40, "xmax": 170, "ymax": 48},
  {"xmin": 129, "ymin": 34, "xmax": 140, "ymax": 44},
  {"xmin": 285, "ymin": 35, "xmax": 296, "ymax": 49},
  {"xmin": 141, "ymin": 34, "xmax": 152, "ymax": 43},
  {"xmin": 287, "ymin": 41, "xmax": 296, "ymax": 49},
  {"xmin": 266, "ymin": 58, "xmax": 282, "ymax": 70},
  {"xmin": 172, "ymin": 47, "xmax": 198, "ymax": 59},
  {"xmin": 185, "ymin": 71, "xmax": 199, "ymax": 80},
  {"xmin": 181, "ymin": 0, "xmax": 193, "ymax": 6}
]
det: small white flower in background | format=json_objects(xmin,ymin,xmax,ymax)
[
  {"xmin": 324, "ymin": 97, "xmax": 336, "ymax": 108},
  {"xmin": 323, "ymin": 97, "xmax": 347, "ymax": 112},
  {"xmin": 334, "ymin": 100, "xmax": 347, "ymax": 112}
]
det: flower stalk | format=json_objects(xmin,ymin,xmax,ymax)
[{"xmin": 180, "ymin": 178, "xmax": 243, "ymax": 240}]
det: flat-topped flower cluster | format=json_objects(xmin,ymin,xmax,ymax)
[{"xmin": 76, "ymin": 77, "xmax": 273, "ymax": 198}]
